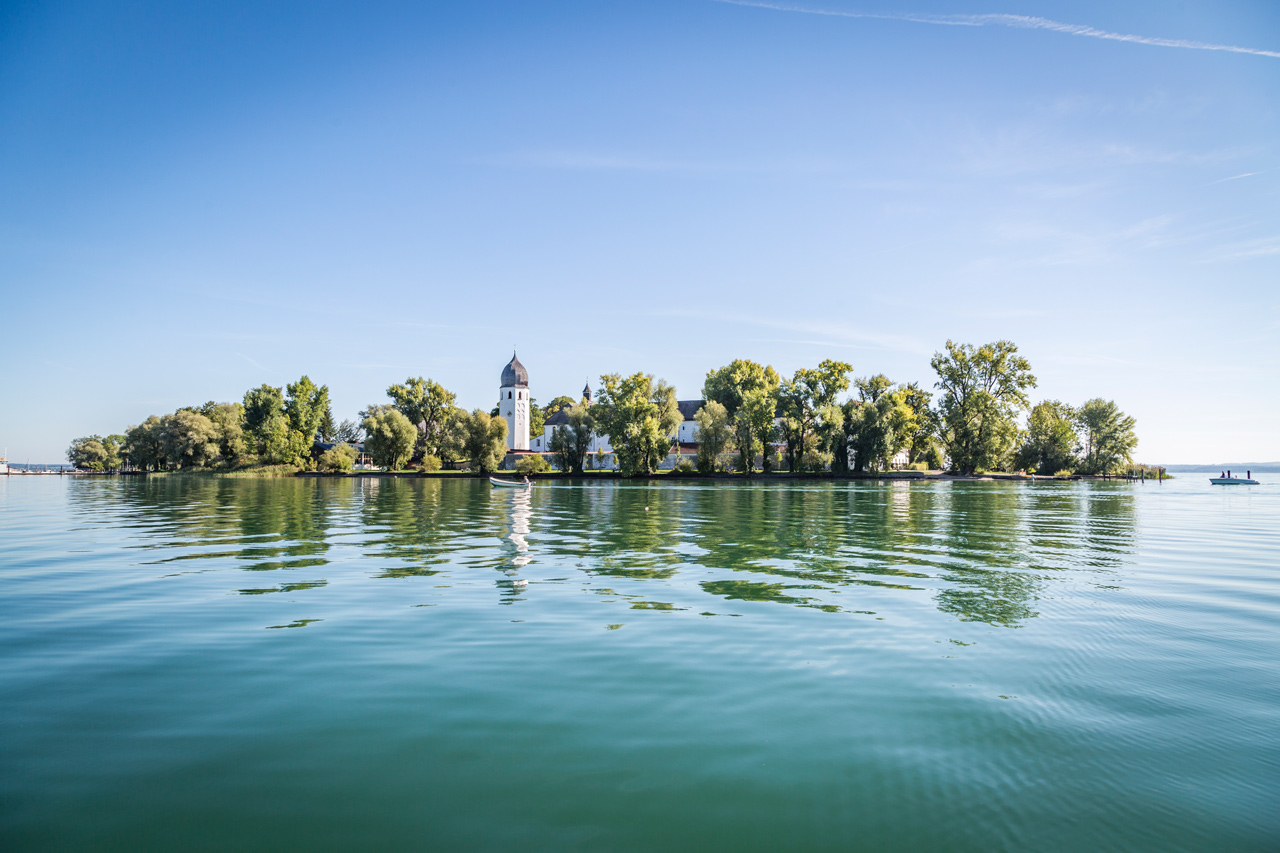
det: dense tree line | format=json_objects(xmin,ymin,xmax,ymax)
[{"xmin": 67, "ymin": 340, "xmax": 1141, "ymax": 477}]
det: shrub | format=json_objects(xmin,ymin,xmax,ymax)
[
  {"xmin": 673, "ymin": 459, "xmax": 695, "ymax": 474},
  {"xmin": 801, "ymin": 449, "xmax": 832, "ymax": 473},
  {"xmin": 907, "ymin": 461, "xmax": 927, "ymax": 471},
  {"xmin": 1053, "ymin": 469, "xmax": 1073, "ymax": 477},
  {"xmin": 318, "ymin": 443, "xmax": 357, "ymax": 473},
  {"xmin": 515, "ymin": 454, "xmax": 551, "ymax": 476},
  {"xmin": 419, "ymin": 454, "xmax": 442, "ymax": 473}
]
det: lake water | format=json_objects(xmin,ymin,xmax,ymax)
[{"xmin": 2, "ymin": 475, "xmax": 1277, "ymax": 851}]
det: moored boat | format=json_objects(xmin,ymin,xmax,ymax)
[{"xmin": 1210, "ymin": 477, "xmax": 1259, "ymax": 485}]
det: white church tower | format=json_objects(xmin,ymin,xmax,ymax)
[{"xmin": 498, "ymin": 351, "xmax": 530, "ymax": 451}]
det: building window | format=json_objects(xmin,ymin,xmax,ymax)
[{"xmin": 508, "ymin": 391, "xmax": 512, "ymax": 399}]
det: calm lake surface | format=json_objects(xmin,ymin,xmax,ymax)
[{"xmin": 2, "ymin": 475, "xmax": 1277, "ymax": 851}]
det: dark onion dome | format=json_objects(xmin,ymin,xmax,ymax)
[{"xmin": 501, "ymin": 351, "xmax": 529, "ymax": 387}]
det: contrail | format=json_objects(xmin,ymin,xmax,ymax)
[{"xmin": 714, "ymin": 0, "xmax": 1280, "ymax": 60}]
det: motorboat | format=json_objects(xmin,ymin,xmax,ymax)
[
  {"xmin": 490, "ymin": 476, "xmax": 531, "ymax": 488},
  {"xmin": 1210, "ymin": 477, "xmax": 1259, "ymax": 485}
]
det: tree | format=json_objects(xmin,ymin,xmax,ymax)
[
  {"xmin": 317, "ymin": 404, "xmax": 337, "ymax": 442},
  {"xmin": 243, "ymin": 384, "xmax": 286, "ymax": 460},
  {"xmin": 438, "ymin": 408, "xmax": 472, "ymax": 466},
  {"xmin": 814, "ymin": 403, "xmax": 844, "ymax": 472},
  {"xmin": 898, "ymin": 382, "xmax": 939, "ymax": 465},
  {"xmin": 543, "ymin": 395, "xmax": 578, "ymax": 419},
  {"xmin": 124, "ymin": 416, "xmax": 166, "ymax": 471},
  {"xmin": 740, "ymin": 388, "xmax": 779, "ymax": 473},
  {"xmin": 844, "ymin": 391, "xmax": 913, "ymax": 473},
  {"xmin": 335, "ymin": 419, "xmax": 362, "ymax": 443},
  {"xmin": 931, "ymin": 340, "xmax": 1036, "ymax": 475},
  {"xmin": 703, "ymin": 359, "xmax": 780, "ymax": 475},
  {"xmin": 461, "ymin": 409, "xmax": 508, "ymax": 474},
  {"xmin": 855, "ymin": 374, "xmax": 893, "ymax": 403},
  {"xmin": 843, "ymin": 379, "xmax": 920, "ymax": 472},
  {"xmin": 549, "ymin": 403, "xmax": 594, "ymax": 474},
  {"xmin": 362, "ymin": 406, "xmax": 418, "ymax": 470},
  {"xmin": 529, "ymin": 398, "xmax": 546, "ymax": 444},
  {"xmin": 67, "ymin": 436, "xmax": 108, "ymax": 470},
  {"xmin": 284, "ymin": 375, "xmax": 329, "ymax": 463},
  {"xmin": 777, "ymin": 359, "xmax": 851, "ymax": 472},
  {"xmin": 103, "ymin": 434, "xmax": 126, "ymax": 471},
  {"xmin": 593, "ymin": 372, "xmax": 682, "ymax": 476},
  {"xmin": 386, "ymin": 377, "xmax": 457, "ymax": 457},
  {"xmin": 199, "ymin": 401, "xmax": 246, "ymax": 464},
  {"xmin": 694, "ymin": 401, "xmax": 734, "ymax": 473},
  {"xmin": 159, "ymin": 410, "xmax": 220, "ymax": 468},
  {"xmin": 1076, "ymin": 399, "xmax": 1138, "ymax": 475},
  {"xmin": 318, "ymin": 443, "xmax": 357, "ymax": 473},
  {"xmin": 1014, "ymin": 400, "xmax": 1078, "ymax": 473},
  {"xmin": 516, "ymin": 454, "xmax": 551, "ymax": 476}
]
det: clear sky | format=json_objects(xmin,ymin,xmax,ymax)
[{"xmin": 2, "ymin": 0, "xmax": 1276, "ymax": 464}]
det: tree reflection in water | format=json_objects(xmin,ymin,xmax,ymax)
[
  {"xmin": 63, "ymin": 476, "xmax": 1136, "ymax": 629},
  {"xmin": 68, "ymin": 476, "xmax": 336, "ymax": 575}
]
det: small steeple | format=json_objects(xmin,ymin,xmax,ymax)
[{"xmin": 583, "ymin": 378, "xmax": 592, "ymax": 404}]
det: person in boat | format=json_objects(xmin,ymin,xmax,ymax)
[
  {"xmin": 1247, "ymin": 470, "xmax": 1251, "ymax": 480},
  {"xmin": 523, "ymin": 476, "xmax": 530, "ymax": 485}
]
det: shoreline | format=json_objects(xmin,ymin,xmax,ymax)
[{"xmin": 43, "ymin": 470, "xmax": 1165, "ymax": 483}]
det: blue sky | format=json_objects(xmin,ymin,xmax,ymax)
[{"xmin": 1, "ymin": 0, "xmax": 1276, "ymax": 464}]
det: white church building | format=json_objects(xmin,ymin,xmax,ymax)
[
  {"xmin": 498, "ymin": 351, "xmax": 702, "ymax": 469},
  {"xmin": 496, "ymin": 351, "xmax": 912, "ymax": 471}
]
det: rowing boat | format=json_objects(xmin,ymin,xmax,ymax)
[{"xmin": 489, "ymin": 476, "xmax": 530, "ymax": 488}]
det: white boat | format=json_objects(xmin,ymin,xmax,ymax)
[
  {"xmin": 489, "ymin": 476, "xmax": 531, "ymax": 488},
  {"xmin": 1210, "ymin": 477, "xmax": 1259, "ymax": 485}
]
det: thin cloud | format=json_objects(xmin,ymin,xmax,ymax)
[
  {"xmin": 236, "ymin": 352, "xmax": 273, "ymax": 373},
  {"xmin": 1211, "ymin": 169, "xmax": 1270, "ymax": 184},
  {"xmin": 715, "ymin": 1, "xmax": 1280, "ymax": 60}
]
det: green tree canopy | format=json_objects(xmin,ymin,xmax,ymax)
[
  {"xmin": 694, "ymin": 400, "xmax": 734, "ymax": 473},
  {"xmin": 438, "ymin": 408, "xmax": 472, "ymax": 465},
  {"xmin": 124, "ymin": 416, "xmax": 166, "ymax": 471},
  {"xmin": 543, "ymin": 395, "xmax": 579, "ymax": 418},
  {"xmin": 777, "ymin": 359, "xmax": 851, "ymax": 472},
  {"xmin": 199, "ymin": 401, "xmax": 246, "ymax": 463},
  {"xmin": 844, "ymin": 389, "xmax": 914, "ymax": 473},
  {"xmin": 243, "ymin": 385, "xmax": 283, "ymax": 436},
  {"xmin": 461, "ymin": 409, "xmax": 509, "ymax": 474},
  {"xmin": 386, "ymin": 377, "xmax": 458, "ymax": 457},
  {"xmin": 317, "ymin": 404, "xmax": 337, "ymax": 443},
  {"xmin": 318, "ymin": 443, "xmax": 357, "ymax": 473},
  {"xmin": 1014, "ymin": 400, "xmax": 1078, "ymax": 473},
  {"xmin": 932, "ymin": 340, "xmax": 1036, "ymax": 474},
  {"xmin": 335, "ymin": 418, "xmax": 361, "ymax": 443},
  {"xmin": 515, "ymin": 454, "xmax": 551, "ymax": 476},
  {"xmin": 284, "ymin": 376, "xmax": 330, "ymax": 463},
  {"xmin": 898, "ymin": 382, "xmax": 939, "ymax": 465},
  {"xmin": 1076, "ymin": 399, "xmax": 1138, "ymax": 475},
  {"xmin": 361, "ymin": 406, "xmax": 418, "ymax": 470},
  {"xmin": 160, "ymin": 410, "xmax": 220, "ymax": 469},
  {"xmin": 854, "ymin": 374, "xmax": 893, "ymax": 403},
  {"xmin": 549, "ymin": 403, "xmax": 595, "ymax": 474},
  {"xmin": 67, "ymin": 436, "xmax": 108, "ymax": 470},
  {"xmin": 529, "ymin": 397, "xmax": 546, "ymax": 444},
  {"xmin": 593, "ymin": 372, "xmax": 682, "ymax": 476},
  {"xmin": 703, "ymin": 359, "xmax": 780, "ymax": 475}
]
